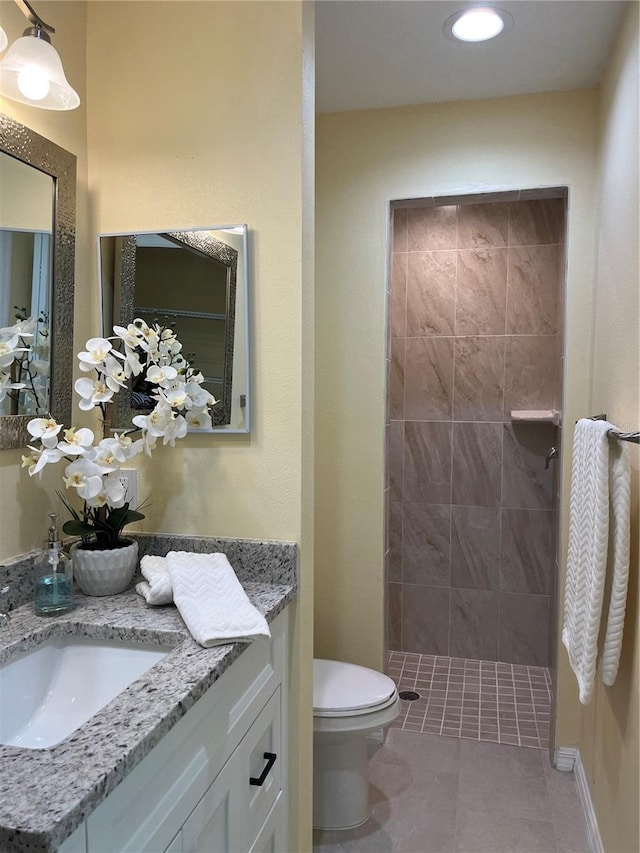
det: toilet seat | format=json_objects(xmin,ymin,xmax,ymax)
[{"xmin": 313, "ymin": 658, "xmax": 398, "ymax": 717}]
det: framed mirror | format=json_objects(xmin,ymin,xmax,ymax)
[
  {"xmin": 99, "ymin": 225, "xmax": 250, "ymax": 434},
  {"xmin": 0, "ymin": 113, "xmax": 76, "ymax": 450}
]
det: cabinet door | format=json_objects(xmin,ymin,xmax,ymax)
[
  {"xmin": 243, "ymin": 688, "xmax": 282, "ymax": 845},
  {"xmin": 181, "ymin": 752, "xmax": 243, "ymax": 853},
  {"xmin": 163, "ymin": 830, "xmax": 183, "ymax": 853},
  {"xmin": 249, "ymin": 795, "xmax": 285, "ymax": 853}
]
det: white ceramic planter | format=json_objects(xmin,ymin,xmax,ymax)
[{"xmin": 71, "ymin": 540, "xmax": 139, "ymax": 596}]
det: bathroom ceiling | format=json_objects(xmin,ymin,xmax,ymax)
[{"xmin": 315, "ymin": 0, "xmax": 628, "ymax": 113}]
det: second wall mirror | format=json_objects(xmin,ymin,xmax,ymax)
[{"xmin": 99, "ymin": 225, "xmax": 250, "ymax": 434}]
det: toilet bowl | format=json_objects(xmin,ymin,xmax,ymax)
[{"xmin": 313, "ymin": 658, "xmax": 400, "ymax": 830}]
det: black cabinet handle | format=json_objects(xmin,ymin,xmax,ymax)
[{"xmin": 249, "ymin": 751, "xmax": 277, "ymax": 786}]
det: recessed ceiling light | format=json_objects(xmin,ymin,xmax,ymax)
[{"xmin": 444, "ymin": 7, "xmax": 513, "ymax": 43}]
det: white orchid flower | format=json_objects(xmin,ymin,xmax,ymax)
[
  {"xmin": 103, "ymin": 354, "xmax": 130, "ymax": 391},
  {"xmin": 158, "ymin": 382, "xmax": 191, "ymax": 410},
  {"xmin": 74, "ymin": 376, "xmax": 114, "ymax": 411},
  {"xmin": 92, "ymin": 438, "xmax": 125, "ymax": 471},
  {"xmin": 186, "ymin": 408, "xmax": 212, "ymax": 430},
  {"xmin": 162, "ymin": 413, "xmax": 187, "ymax": 446},
  {"xmin": 77, "ymin": 337, "xmax": 122, "ymax": 372},
  {"xmin": 21, "ymin": 448, "xmax": 41, "ymax": 475},
  {"xmin": 130, "ymin": 320, "xmax": 159, "ymax": 354},
  {"xmin": 85, "ymin": 476, "xmax": 126, "ymax": 509},
  {"xmin": 146, "ymin": 364, "xmax": 178, "ymax": 385},
  {"xmin": 32, "ymin": 360, "xmax": 49, "ymax": 377},
  {"xmin": 123, "ymin": 345, "xmax": 144, "ymax": 376},
  {"xmin": 113, "ymin": 323, "xmax": 144, "ymax": 349},
  {"xmin": 27, "ymin": 417, "xmax": 63, "ymax": 442},
  {"xmin": 0, "ymin": 317, "xmax": 36, "ymax": 338},
  {"xmin": 63, "ymin": 458, "xmax": 104, "ymax": 500},
  {"xmin": 132, "ymin": 402, "xmax": 172, "ymax": 437},
  {"xmin": 0, "ymin": 335, "xmax": 28, "ymax": 368},
  {"xmin": 112, "ymin": 432, "xmax": 145, "ymax": 460},
  {"xmin": 0, "ymin": 372, "xmax": 26, "ymax": 402},
  {"xmin": 186, "ymin": 380, "xmax": 217, "ymax": 409},
  {"xmin": 57, "ymin": 427, "xmax": 95, "ymax": 456},
  {"xmin": 30, "ymin": 444, "xmax": 64, "ymax": 475}
]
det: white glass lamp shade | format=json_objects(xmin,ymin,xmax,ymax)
[{"xmin": 0, "ymin": 34, "xmax": 80, "ymax": 110}]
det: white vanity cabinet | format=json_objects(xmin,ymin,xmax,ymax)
[{"xmin": 60, "ymin": 608, "xmax": 289, "ymax": 853}]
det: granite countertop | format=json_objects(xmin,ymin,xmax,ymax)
[{"xmin": 0, "ymin": 580, "xmax": 295, "ymax": 853}]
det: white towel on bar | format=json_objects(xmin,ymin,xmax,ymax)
[
  {"xmin": 166, "ymin": 551, "xmax": 271, "ymax": 648},
  {"xmin": 601, "ymin": 437, "xmax": 631, "ymax": 687},
  {"xmin": 135, "ymin": 555, "xmax": 173, "ymax": 606},
  {"xmin": 562, "ymin": 418, "xmax": 612, "ymax": 704}
]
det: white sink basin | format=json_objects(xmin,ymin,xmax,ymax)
[{"xmin": 0, "ymin": 636, "xmax": 172, "ymax": 749}]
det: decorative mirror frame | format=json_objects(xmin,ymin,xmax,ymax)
[{"xmin": 0, "ymin": 113, "xmax": 76, "ymax": 450}]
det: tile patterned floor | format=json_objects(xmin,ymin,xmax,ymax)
[
  {"xmin": 313, "ymin": 730, "xmax": 590, "ymax": 853},
  {"xmin": 387, "ymin": 651, "xmax": 552, "ymax": 749}
]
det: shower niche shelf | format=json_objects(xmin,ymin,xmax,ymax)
[{"xmin": 510, "ymin": 409, "xmax": 561, "ymax": 425}]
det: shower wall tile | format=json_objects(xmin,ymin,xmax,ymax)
[
  {"xmin": 455, "ymin": 249, "xmax": 507, "ymax": 335},
  {"xmin": 402, "ymin": 502, "xmax": 451, "ymax": 586},
  {"xmin": 393, "ymin": 208, "xmax": 408, "ymax": 253},
  {"xmin": 499, "ymin": 593, "xmax": 551, "ymax": 666},
  {"xmin": 404, "ymin": 421, "xmax": 452, "ymax": 504},
  {"xmin": 407, "ymin": 205, "xmax": 457, "ymax": 251},
  {"xmin": 504, "ymin": 335, "xmax": 556, "ymax": 417},
  {"xmin": 402, "ymin": 585, "xmax": 450, "ymax": 655},
  {"xmin": 500, "ymin": 508, "xmax": 553, "ymax": 595},
  {"xmin": 387, "ymin": 199, "xmax": 565, "ymax": 668},
  {"xmin": 388, "ymin": 420, "xmax": 404, "ymax": 503},
  {"xmin": 388, "ymin": 336, "xmax": 405, "ymax": 420},
  {"xmin": 387, "ymin": 582, "xmax": 402, "ymax": 651},
  {"xmin": 454, "ymin": 336, "xmax": 505, "ymax": 422},
  {"xmin": 508, "ymin": 199, "xmax": 564, "ymax": 247},
  {"xmin": 407, "ymin": 251, "xmax": 456, "ymax": 336},
  {"xmin": 452, "ymin": 422, "xmax": 502, "ymax": 507},
  {"xmin": 502, "ymin": 424, "xmax": 554, "ymax": 510},
  {"xmin": 457, "ymin": 203, "xmax": 508, "ymax": 248},
  {"xmin": 507, "ymin": 245, "xmax": 561, "ymax": 335},
  {"xmin": 451, "ymin": 505, "xmax": 500, "ymax": 591},
  {"xmin": 389, "ymin": 500, "xmax": 403, "ymax": 583},
  {"xmin": 450, "ymin": 589, "xmax": 499, "ymax": 660},
  {"xmin": 390, "ymin": 253, "xmax": 407, "ymax": 338},
  {"xmin": 405, "ymin": 337, "xmax": 454, "ymax": 420}
]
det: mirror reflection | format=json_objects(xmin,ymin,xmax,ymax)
[
  {"xmin": 0, "ymin": 152, "xmax": 54, "ymax": 417},
  {"xmin": 99, "ymin": 226, "xmax": 249, "ymax": 433},
  {"xmin": 0, "ymin": 112, "xmax": 76, "ymax": 451}
]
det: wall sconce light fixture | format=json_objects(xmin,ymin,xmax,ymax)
[{"xmin": 0, "ymin": 0, "xmax": 79, "ymax": 110}]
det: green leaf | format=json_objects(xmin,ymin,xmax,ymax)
[{"xmin": 62, "ymin": 519, "xmax": 96, "ymax": 537}]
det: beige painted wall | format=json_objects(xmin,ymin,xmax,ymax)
[
  {"xmin": 0, "ymin": 0, "xmax": 89, "ymax": 560},
  {"xmin": 85, "ymin": 3, "xmax": 313, "ymax": 848},
  {"xmin": 316, "ymin": 89, "xmax": 599, "ymax": 673},
  {"xmin": 579, "ymin": 5, "xmax": 639, "ymax": 850}
]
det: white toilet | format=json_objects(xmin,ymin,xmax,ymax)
[{"xmin": 313, "ymin": 658, "xmax": 401, "ymax": 830}]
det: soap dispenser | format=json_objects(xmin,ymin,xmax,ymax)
[{"xmin": 34, "ymin": 513, "xmax": 74, "ymax": 616}]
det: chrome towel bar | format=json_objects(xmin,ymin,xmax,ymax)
[{"xmin": 586, "ymin": 414, "xmax": 639, "ymax": 444}]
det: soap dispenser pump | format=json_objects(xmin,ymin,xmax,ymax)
[{"xmin": 34, "ymin": 513, "xmax": 74, "ymax": 616}]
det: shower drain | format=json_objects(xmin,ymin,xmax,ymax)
[{"xmin": 398, "ymin": 690, "xmax": 421, "ymax": 701}]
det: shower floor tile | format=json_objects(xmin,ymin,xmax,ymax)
[{"xmin": 387, "ymin": 651, "xmax": 552, "ymax": 750}]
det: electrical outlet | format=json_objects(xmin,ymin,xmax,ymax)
[{"xmin": 116, "ymin": 469, "xmax": 138, "ymax": 509}]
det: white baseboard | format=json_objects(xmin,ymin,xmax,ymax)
[{"xmin": 555, "ymin": 747, "xmax": 604, "ymax": 853}]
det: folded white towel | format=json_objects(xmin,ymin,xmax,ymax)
[
  {"xmin": 166, "ymin": 551, "xmax": 271, "ymax": 648},
  {"xmin": 601, "ymin": 438, "xmax": 631, "ymax": 687},
  {"xmin": 135, "ymin": 555, "xmax": 173, "ymax": 605},
  {"xmin": 562, "ymin": 418, "xmax": 611, "ymax": 704}
]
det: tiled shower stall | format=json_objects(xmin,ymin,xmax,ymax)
[{"xmin": 385, "ymin": 195, "xmax": 565, "ymax": 669}]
